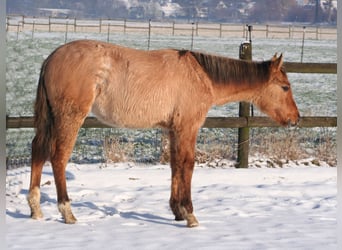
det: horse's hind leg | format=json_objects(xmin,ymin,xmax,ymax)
[
  {"xmin": 51, "ymin": 108, "xmax": 88, "ymax": 224},
  {"xmin": 27, "ymin": 137, "xmax": 46, "ymax": 219}
]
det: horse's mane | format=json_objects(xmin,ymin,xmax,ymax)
[{"xmin": 178, "ymin": 50, "xmax": 272, "ymax": 85}]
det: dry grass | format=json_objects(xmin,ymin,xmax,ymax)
[
  {"xmin": 103, "ymin": 136, "xmax": 134, "ymax": 163},
  {"xmin": 250, "ymin": 127, "xmax": 336, "ymax": 167},
  {"xmin": 103, "ymin": 127, "xmax": 336, "ymax": 167}
]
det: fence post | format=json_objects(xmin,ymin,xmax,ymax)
[
  {"xmin": 191, "ymin": 22, "xmax": 195, "ymax": 50},
  {"xmin": 196, "ymin": 22, "xmax": 199, "ymax": 36},
  {"xmin": 123, "ymin": 19, "xmax": 126, "ymax": 34},
  {"xmin": 219, "ymin": 23, "xmax": 222, "ymax": 38},
  {"xmin": 236, "ymin": 25, "xmax": 252, "ymax": 168},
  {"xmin": 21, "ymin": 15, "xmax": 24, "ymax": 30},
  {"xmin": 147, "ymin": 19, "xmax": 151, "ymax": 50},
  {"xmin": 316, "ymin": 26, "xmax": 319, "ymax": 40},
  {"xmin": 301, "ymin": 26, "xmax": 306, "ymax": 62},
  {"xmin": 172, "ymin": 21, "xmax": 175, "ymax": 36},
  {"xmin": 107, "ymin": 22, "xmax": 110, "ymax": 42},
  {"xmin": 288, "ymin": 25, "xmax": 291, "ymax": 39},
  {"xmin": 65, "ymin": 18, "xmax": 68, "ymax": 43},
  {"xmin": 32, "ymin": 17, "xmax": 35, "ymax": 39}
]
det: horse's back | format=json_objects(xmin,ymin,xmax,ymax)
[{"xmin": 42, "ymin": 40, "xmax": 202, "ymax": 129}]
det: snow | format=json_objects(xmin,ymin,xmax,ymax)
[{"xmin": 6, "ymin": 163, "xmax": 336, "ymax": 249}]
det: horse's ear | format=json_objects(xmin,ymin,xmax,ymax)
[
  {"xmin": 271, "ymin": 53, "xmax": 278, "ymax": 61},
  {"xmin": 272, "ymin": 53, "xmax": 283, "ymax": 71}
]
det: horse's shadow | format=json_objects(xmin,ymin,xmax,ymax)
[
  {"xmin": 119, "ymin": 211, "xmax": 185, "ymax": 228},
  {"xmin": 73, "ymin": 201, "xmax": 185, "ymax": 228},
  {"xmin": 6, "ymin": 209, "xmax": 30, "ymax": 219},
  {"xmin": 7, "ymin": 185, "xmax": 185, "ymax": 228},
  {"xmin": 42, "ymin": 169, "xmax": 75, "ymax": 180}
]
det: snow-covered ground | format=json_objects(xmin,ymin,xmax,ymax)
[{"xmin": 6, "ymin": 163, "xmax": 336, "ymax": 249}]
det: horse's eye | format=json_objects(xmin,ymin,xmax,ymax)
[{"xmin": 281, "ymin": 86, "xmax": 290, "ymax": 92}]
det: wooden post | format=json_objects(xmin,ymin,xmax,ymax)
[
  {"xmin": 123, "ymin": 19, "xmax": 126, "ymax": 34},
  {"xmin": 237, "ymin": 25, "xmax": 252, "ymax": 168},
  {"xmin": 65, "ymin": 19, "xmax": 68, "ymax": 43},
  {"xmin": 32, "ymin": 18, "xmax": 35, "ymax": 39},
  {"xmin": 196, "ymin": 22, "xmax": 199, "ymax": 36},
  {"xmin": 107, "ymin": 22, "xmax": 110, "ymax": 42},
  {"xmin": 288, "ymin": 25, "xmax": 291, "ymax": 39},
  {"xmin": 190, "ymin": 22, "xmax": 195, "ymax": 50},
  {"xmin": 301, "ymin": 26, "xmax": 306, "ymax": 63},
  {"xmin": 172, "ymin": 21, "xmax": 175, "ymax": 36},
  {"xmin": 219, "ymin": 23, "xmax": 222, "ymax": 38},
  {"xmin": 316, "ymin": 26, "xmax": 319, "ymax": 40},
  {"xmin": 147, "ymin": 19, "xmax": 151, "ymax": 50}
]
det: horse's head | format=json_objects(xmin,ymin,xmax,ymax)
[{"xmin": 254, "ymin": 54, "xmax": 300, "ymax": 126}]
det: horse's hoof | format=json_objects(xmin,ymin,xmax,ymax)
[
  {"xmin": 64, "ymin": 214, "xmax": 77, "ymax": 224},
  {"xmin": 30, "ymin": 210, "xmax": 44, "ymax": 220},
  {"xmin": 58, "ymin": 201, "xmax": 77, "ymax": 224},
  {"xmin": 186, "ymin": 213, "xmax": 199, "ymax": 228},
  {"xmin": 28, "ymin": 187, "xmax": 43, "ymax": 219},
  {"xmin": 175, "ymin": 215, "xmax": 185, "ymax": 221}
]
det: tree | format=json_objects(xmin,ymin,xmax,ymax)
[{"xmin": 248, "ymin": 0, "xmax": 297, "ymax": 23}]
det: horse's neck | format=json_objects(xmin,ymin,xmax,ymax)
[{"xmin": 211, "ymin": 80, "xmax": 265, "ymax": 106}]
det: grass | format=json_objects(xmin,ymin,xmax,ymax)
[
  {"xmin": 103, "ymin": 127, "xmax": 336, "ymax": 167},
  {"xmin": 249, "ymin": 127, "xmax": 336, "ymax": 167}
]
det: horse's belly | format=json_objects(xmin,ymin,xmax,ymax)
[{"xmin": 91, "ymin": 102, "xmax": 170, "ymax": 129}]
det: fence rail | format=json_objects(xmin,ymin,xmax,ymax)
[
  {"xmin": 6, "ymin": 116, "xmax": 337, "ymax": 129},
  {"xmin": 6, "ymin": 15, "xmax": 337, "ymax": 40},
  {"xmin": 284, "ymin": 62, "xmax": 336, "ymax": 74}
]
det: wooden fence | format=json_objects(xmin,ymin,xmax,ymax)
[
  {"xmin": 6, "ymin": 15, "xmax": 337, "ymax": 40},
  {"xmin": 6, "ymin": 116, "xmax": 337, "ymax": 130}
]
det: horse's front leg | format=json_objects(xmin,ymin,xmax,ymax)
[{"xmin": 169, "ymin": 129, "xmax": 199, "ymax": 227}]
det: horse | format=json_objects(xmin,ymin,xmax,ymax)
[{"xmin": 27, "ymin": 39, "xmax": 300, "ymax": 227}]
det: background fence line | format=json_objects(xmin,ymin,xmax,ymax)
[{"xmin": 6, "ymin": 15, "xmax": 337, "ymax": 40}]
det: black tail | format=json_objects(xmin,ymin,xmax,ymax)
[{"xmin": 32, "ymin": 58, "xmax": 54, "ymax": 162}]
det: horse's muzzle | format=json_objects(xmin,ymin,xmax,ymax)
[{"xmin": 288, "ymin": 114, "xmax": 300, "ymax": 127}]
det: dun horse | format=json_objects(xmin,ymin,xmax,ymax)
[{"xmin": 28, "ymin": 40, "xmax": 299, "ymax": 227}]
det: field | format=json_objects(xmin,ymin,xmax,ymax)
[
  {"xmin": 6, "ymin": 163, "xmax": 336, "ymax": 249},
  {"xmin": 6, "ymin": 27, "xmax": 337, "ymax": 249}
]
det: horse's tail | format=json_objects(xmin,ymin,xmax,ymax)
[{"xmin": 32, "ymin": 58, "xmax": 54, "ymax": 162}]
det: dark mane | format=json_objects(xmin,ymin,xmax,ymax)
[{"xmin": 179, "ymin": 50, "xmax": 271, "ymax": 85}]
